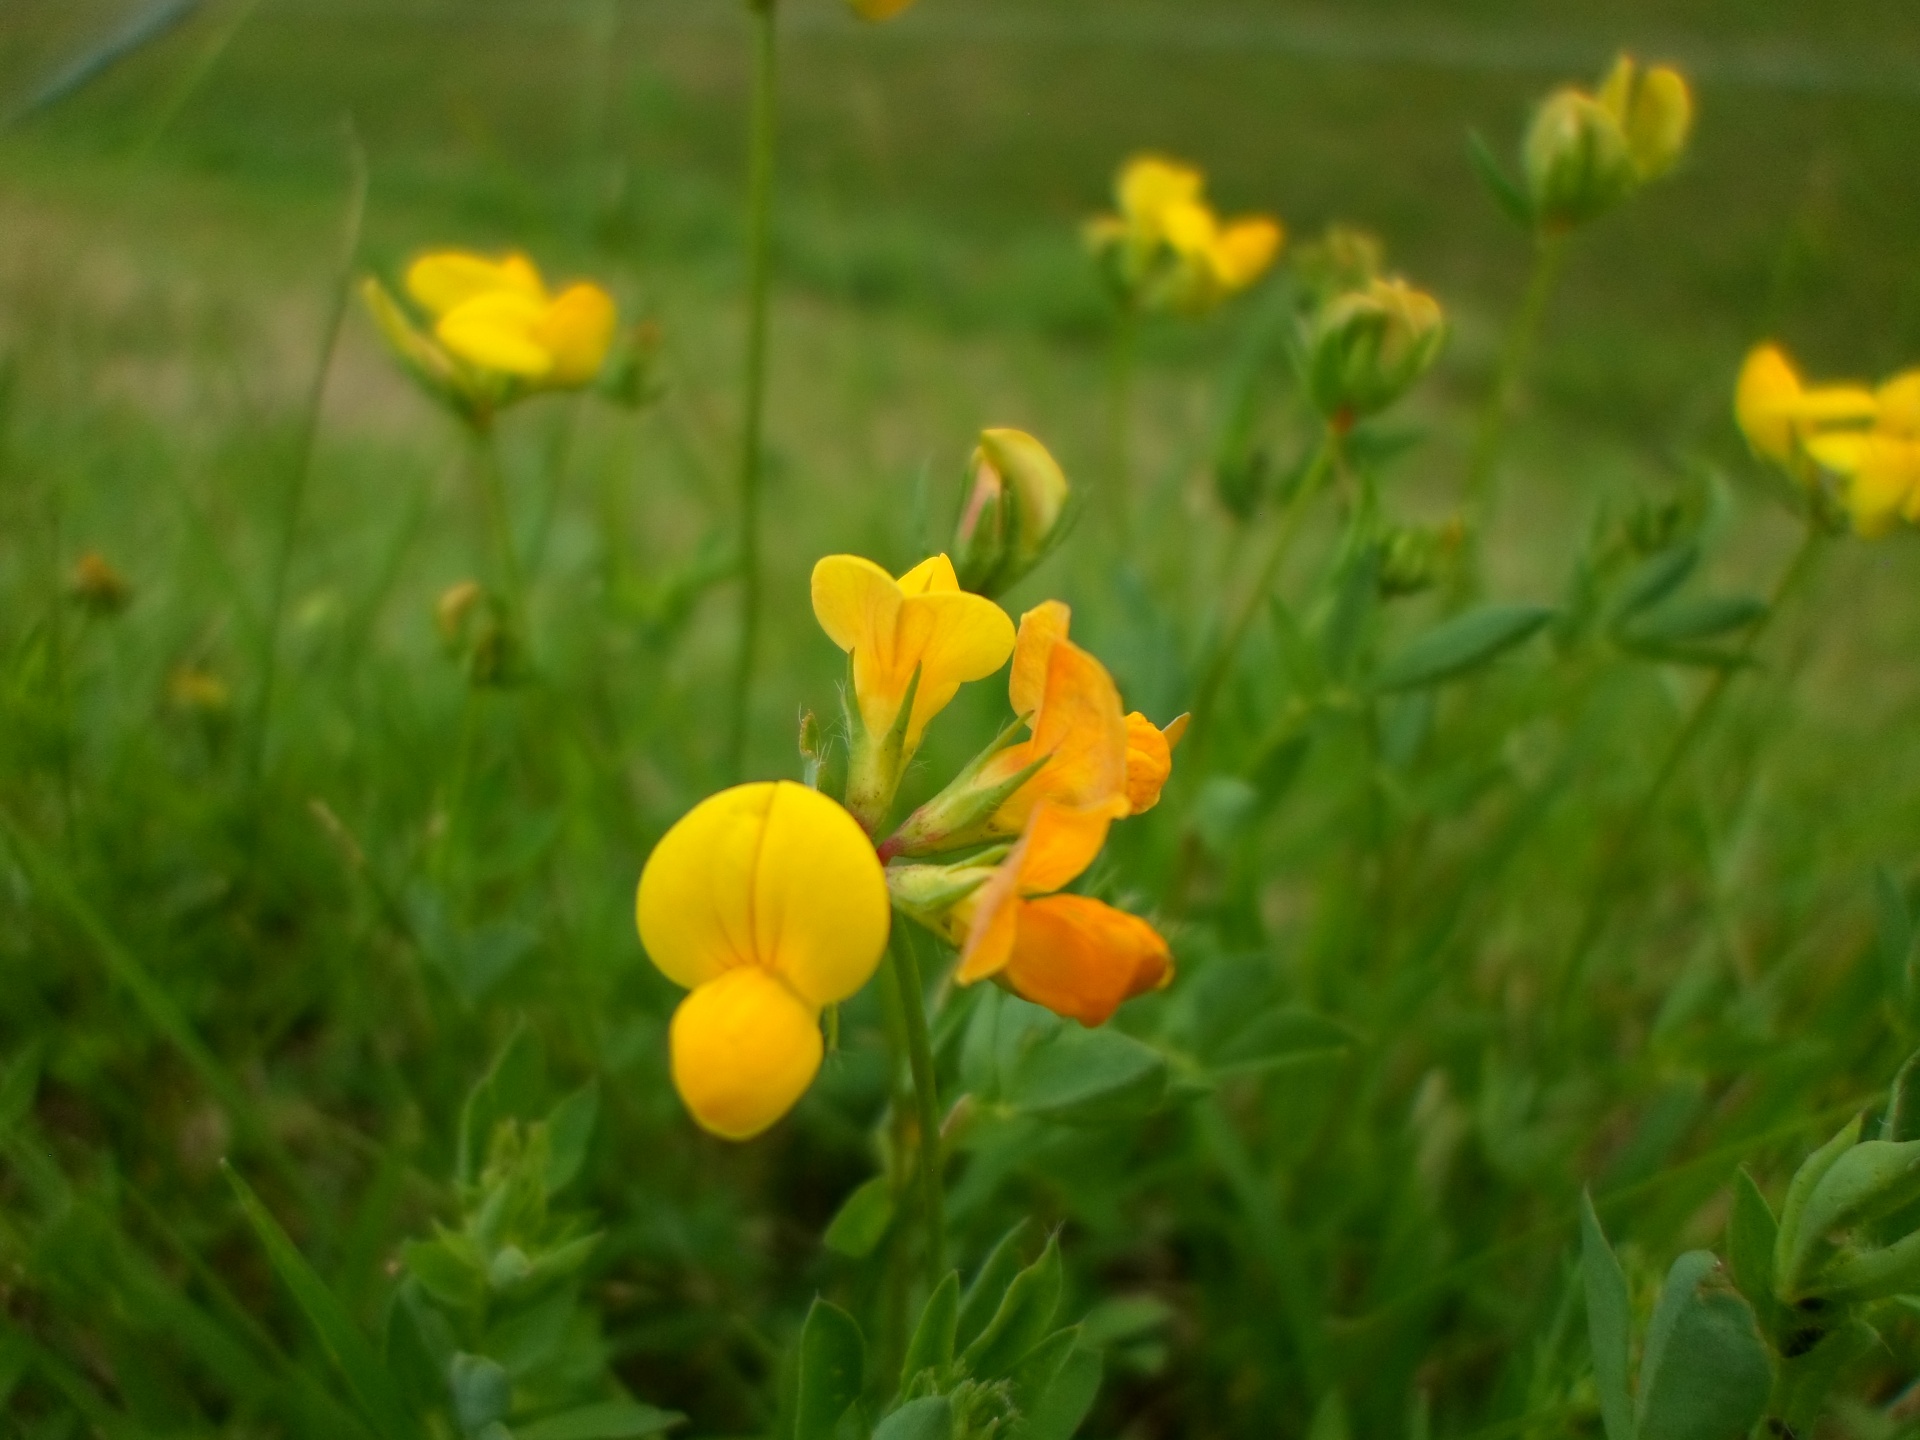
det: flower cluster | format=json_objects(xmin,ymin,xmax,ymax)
[
  {"xmin": 1086, "ymin": 154, "xmax": 1283, "ymax": 315},
  {"xmin": 1524, "ymin": 54, "xmax": 1694, "ymax": 231},
  {"xmin": 635, "ymin": 438, "xmax": 1182, "ymax": 1139},
  {"xmin": 362, "ymin": 250, "xmax": 618, "ymax": 426},
  {"xmin": 1735, "ymin": 343, "xmax": 1920, "ymax": 537}
]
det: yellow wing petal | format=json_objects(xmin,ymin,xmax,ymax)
[
  {"xmin": 538, "ymin": 283, "xmax": 618, "ymax": 387},
  {"xmin": 896, "ymin": 589, "xmax": 1017, "ymax": 747},
  {"xmin": 669, "ymin": 968, "xmax": 823, "ymax": 1140},
  {"xmin": 637, "ymin": 782, "xmax": 779, "ymax": 989},
  {"xmin": 1123, "ymin": 711, "xmax": 1174, "ymax": 815},
  {"xmin": 752, "ymin": 782, "xmax": 891, "ymax": 1007},
  {"xmin": 436, "ymin": 291, "xmax": 554, "ymax": 377},
  {"xmin": 1018, "ymin": 799, "xmax": 1117, "ymax": 896}
]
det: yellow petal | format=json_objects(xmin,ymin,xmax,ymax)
[
  {"xmin": 1020, "ymin": 639, "xmax": 1129, "ymax": 810},
  {"xmin": 406, "ymin": 251, "xmax": 546, "ymax": 318},
  {"xmin": 1002, "ymin": 894, "xmax": 1173, "ymax": 1027},
  {"xmin": 636, "ymin": 781, "xmax": 889, "ymax": 1006},
  {"xmin": 437, "ymin": 291, "xmax": 554, "ymax": 377},
  {"xmin": 895, "ymin": 590, "xmax": 1018, "ymax": 747},
  {"xmin": 1118, "ymin": 155, "xmax": 1204, "ymax": 228},
  {"xmin": 1626, "ymin": 65, "xmax": 1693, "ymax": 179},
  {"xmin": 669, "ymin": 968, "xmax": 823, "ymax": 1140},
  {"xmin": 899, "ymin": 553, "xmax": 961, "ymax": 595},
  {"xmin": 1123, "ymin": 712, "xmax": 1175, "ymax": 814},
  {"xmin": 1211, "ymin": 217, "xmax": 1284, "ymax": 290},
  {"xmin": 812, "ymin": 554, "xmax": 904, "ymax": 658},
  {"xmin": 1008, "ymin": 601, "xmax": 1071, "ymax": 721},
  {"xmin": 1160, "ymin": 199, "xmax": 1220, "ymax": 258},
  {"xmin": 1019, "ymin": 801, "xmax": 1118, "ymax": 895},
  {"xmin": 538, "ymin": 283, "xmax": 618, "ymax": 387},
  {"xmin": 1734, "ymin": 344, "xmax": 1804, "ymax": 465},
  {"xmin": 1878, "ymin": 371, "xmax": 1920, "ymax": 437}
]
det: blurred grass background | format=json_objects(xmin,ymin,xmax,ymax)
[{"xmin": 6, "ymin": 1, "xmax": 1920, "ymax": 1436}]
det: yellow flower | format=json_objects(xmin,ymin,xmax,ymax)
[
  {"xmin": 362, "ymin": 250, "xmax": 618, "ymax": 423},
  {"xmin": 953, "ymin": 802, "xmax": 1173, "ymax": 1027},
  {"xmin": 637, "ymin": 781, "xmax": 890, "ymax": 1140},
  {"xmin": 1087, "ymin": 153, "xmax": 1283, "ymax": 314},
  {"xmin": 1733, "ymin": 343, "xmax": 1876, "ymax": 473},
  {"xmin": 1118, "ymin": 155, "xmax": 1205, "ymax": 240},
  {"xmin": 1124, "ymin": 711, "xmax": 1189, "ymax": 815},
  {"xmin": 811, "ymin": 554, "xmax": 1016, "ymax": 825},
  {"xmin": 1597, "ymin": 54, "xmax": 1694, "ymax": 182},
  {"xmin": 1801, "ymin": 367, "xmax": 1920, "ymax": 536}
]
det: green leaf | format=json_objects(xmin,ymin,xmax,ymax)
[
  {"xmin": 1636, "ymin": 1251, "xmax": 1771, "ymax": 1440},
  {"xmin": 1775, "ymin": 1115, "xmax": 1862, "ymax": 1297},
  {"xmin": 1771, "ymin": 1317, "xmax": 1875, "ymax": 1436},
  {"xmin": 1808, "ymin": 1224, "xmax": 1920, "ymax": 1301},
  {"xmin": 403, "ymin": 1233, "xmax": 487, "ymax": 1312},
  {"xmin": 1007, "ymin": 1326, "xmax": 1079, "ymax": 1419},
  {"xmin": 1622, "ymin": 595, "xmax": 1767, "ymax": 648},
  {"xmin": 459, "ymin": 1024, "xmax": 547, "ymax": 1189},
  {"xmin": 1877, "ymin": 872, "xmax": 1916, "ymax": 1013},
  {"xmin": 1306, "ymin": 1393, "xmax": 1351, "ymax": 1440},
  {"xmin": 1466, "ymin": 129, "xmax": 1534, "ymax": 228},
  {"xmin": 1004, "ymin": 1026, "xmax": 1166, "ymax": 1125},
  {"xmin": 961, "ymin": 1238, "xmax": 1062, "ymax": 1380},
  {"xmin": 823, "ymin": 1177, "xmax": 895, "ymax": 1260},
  {"xmin": 222, "ymin": 1162, "xmax": 420, "ymax": 1440},
  {"xmin": 1372, "ymin": 604, "xmax": 1553, "ymax": 692},
  {"xmin": 1611, "ymin": 542, "xmax": 1699, "ymax": 622},
  {"xmin": 513, "ymin": 1401, "xmax": 684, "ymax": 1440},
  {"xmin": 1885, "ymin": 1049, "xmax": 1920, "ymax": 1144},
  {"xmin": 1786, "ymin": 1139, "xmax": 1920, "ymax": 1290},
  {"xmin": 1580, "ymin": 1193, "xmax": 1633, "ymax": 1440},
  {"xmin": 794, "ymin": 1299, "xmax": 865, "ymax": 1440},
  {"xmin": 451, "ymin": 1353, "xmax": 512, "ymax": 1434},
  {"xmin": 1022, "ymin": 1347, "xmax": 1101, "ymax": 1440},
  {"xmin": 1726, "ymin": 1169, "xmax": 1781, "ymax": 1339},
  {"xmin": 543, "ymin": 1083, "xmax": 599, "ymax": 1196},
  {"xmin": 1209, "ymin": 1009, "xmax": 1354, "ymax": 1079},
  {"xmin": 872, "ymin": 1396, "xmax": 952, "ymax": 1440},
  {"xmin": 958, "ymin": 1223, "xmax": 1031, "ymax": 1352},
  {"xmin": 898, "ymin": 1272, "xmax": 959, "ymax": 1397}
]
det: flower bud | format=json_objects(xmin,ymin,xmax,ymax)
[
  {"xmin": 1597, "ymin": 55, "xmax": 1694, "ymax": 182},
  {"xmin": 1523, "ymin": 89, "xmax": 1638, "ymax": 230},
  {"xmin": 1304, "ymin": 277, "xmax": 1447, "ymax": 426},
  {"xmin": 69, "ymin": 551, "xmax": 131, "ymax": 616},
  {"xmin": 435, "ymin": 579, "xmax": 484, "ymax": 646},
  {"xmin": 954, "ymin": 428, "xmax": 1072, "ymax": 598},
  {"xmin": 1378, "ymin": 521, "xmax": 1464, "ymax": 598}
]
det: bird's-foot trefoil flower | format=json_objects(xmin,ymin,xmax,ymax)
[
  {"xmin": 637, "ymin": 781, "xmax": 891, "ymax": 1140},
  {"xmin": 811, "ymin": 554, "xmax": 1016, "ymax": 832},
  {"xmin": 1523, "ymin": 53, "xmax": 1694, "ymax": 231},
  {"xmin": 1801, "ymin": 366, "xmax": 1920, "ymax": 536},
  {"xmin": 1086, "ymin": 154, "xmax": 1283, "ymax": 316},
  {"xmin": 953, "ymin": 429, "xmax": 1074, "ymax": 600},
  {"xmin": 1734, "ymin": 343, "xmax": 1878, "ymax": 489},
  {"xmin": 362, "ymin": 250, "xmax": 618, "ymax": 427},
  {"xmin": 1304, "ymin": 276, "xmax": 1448, "ymax": 428}
]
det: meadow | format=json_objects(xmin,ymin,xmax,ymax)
[{"xmin": 6, "ymin": 2, "xmax": 1920, "ymax": 1438}]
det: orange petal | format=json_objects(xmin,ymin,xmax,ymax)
[
  {"xmin": 1001, "ymin": 894, "xmax": 1173, "ymax": 1027},
  {"xmin": 1123, "ymin": 712, "xmax": 1174, "ymax": 814},
  {"xmin": 1009, "ymin": 601, "xmax": 1072, "ymax": 721},
  {"xmin": 538, "ymin": 283, "xmax": 618, "ymax": 387},
  {"xmin": 993, "ymin": 638, "xmax": 1128, "ymax": 833}
]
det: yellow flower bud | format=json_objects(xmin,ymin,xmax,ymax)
[
  {"xmin": 1524, "ymin": 89, "xmax": 1638, "ymax": 230},
  {"xmin": 954, "ymin": 428, "xmax": 1072, "ymax": 598},
  {"xmin": 637, "ymin": 781, "xmax": 890, "ymax": 1140},
  {"xmin": 1305, "ymin": 277, "xmax": 1447, "ymax": 425},
  {"xmin": 1598, "ymin": 54, "xmax": 1694, "ymax": 182}
]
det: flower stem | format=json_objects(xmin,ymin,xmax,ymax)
[
  {"xmin": 1186, "ymin": 425, "xmax": 1339, "ymax": 762},
  {"xmin": 471, "ymin": 424, "xmax": 531, "ymax": 663},
  {"xmin": 886, "ymin": 928, "xmax": 945, "ymax": 1288},
  {"xmin": 725, "ymin": 0, "xmax": 780, "ymax": 781},
  {"xmin": 1558, "ymin": 516, "xmax": 1828, "ymax": 1012},
  {"xmin": 1458, "ymin": 230, "xmax": 1567, "ymax": 591},
  {"xmin": 1107, "ymin": 302, "xmax": 1140, "ymax": 549}
]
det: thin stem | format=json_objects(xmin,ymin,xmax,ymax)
[
  {"xmin": 1187, "ymin": 426, "xmax": 1339, "ymax": 761},
  {"xmin": 1459, "ymin": 231, "xmax": 1568, "ymax": 586},
  {"xmin": 1107, "ymin": 302, "xmax": 1140, "ymax": 549},
  {"xmin": 1559, "ymin": 517, "xmax": 1828, "ymax": 1010},
  {"xmin": 248, "ymin": 132, "xmax": 366, "ymax": 788},
  {"xmin": 471, "ymin": 425, "xmax": 531, "ymax": 657},
  {"xmin": 886, "ymin": 928, "xmax": 945, "ymax": 1287},
  {"xmin": 725, "ymin": 0, "xmax": 780, "ymax": 781}
]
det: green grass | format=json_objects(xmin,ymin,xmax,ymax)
[{"xmin": 6, "ymin": 1, "xmax": 1920, "ymax": 1438}]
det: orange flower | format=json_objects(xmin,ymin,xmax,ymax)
[
  {"xmin": 1123, "ymin": 711, "xmax": 1189, "ymax": 814},
  {"xmin": 954, "ymin": 803, "xmax": 1171, "ymax": 1026}
]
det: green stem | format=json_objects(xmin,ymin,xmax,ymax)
[
  {"xmin": 1559, "ymin": 516, "xmax": 1828, "ymax": 1010},
  {"xmin": 1459, "ymin": 231, "xmax": 1568, "ymax": 582},
  {"xmin": 725, "ymin": 0, "xmax": 780, "ymax": 781},
  {"xmin": 1187, "ymin": 426, "xmax": 1339, "ymax": 761},
  {"xmin": 1108, "ymin": 303, "xmax": 1140, "ymax": 549},
  {"xmin": 471, "ymin": 424, "xmax": 531, "ymax": 660},
  {"xmin": 248, "ymin": 135, "xmax": 365, "ymax": 788},
  {"xmin": 886, "ymin": 928, "xmax": 945, "ymax": 1287}
]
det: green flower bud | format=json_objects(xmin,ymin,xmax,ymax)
[
  {"xmin": 954, "ymin": 428, "xmax": 1072, "ymax": 598},
  {"xmin": 1304, "ymin": 277, "xmax": 1448, "ymax": 426},
  {"xmin": 1523, "ymin": 89, "xmax": 1639, "ymax": 230}
]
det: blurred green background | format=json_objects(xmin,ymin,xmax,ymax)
[{"xmin": 7, "ymin": 2, "xmax": 1920, "ymax": 1437}]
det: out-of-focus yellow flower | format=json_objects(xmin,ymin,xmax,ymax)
[
  {"xmin": 1305, "ymin": 276, "xmax": 1448, "ymax": 427},
  {"xmin": 1124, "ymin": 711, "xmax": 1188, "ymax": 815},
  {"xmin": 1800, "ymin": 367, "xmax": 1920, "ymax": 536},
  {"xmin": 952, "ymin": 802, "xmax": 1172, "ymax": 1027},
  {"xmin": 637, "ymin": 781, "xmax": 890, "ymax": 1139},
  {"xmin": 846, "ymin": 0, "xmax": 916, "ymax": 18},
  {"xmin": 811, "ymin": 553, "xmax": 1016, "ymax": 827},
  {"xmin": 435, "ymin": 579, "xmax": 485, "ymax": 645},
  {"xmin": 1733, "ymin": 343, "xmax": 1877, "ymax": 474},
  {"xmin": 362, "ymin": 250, "xmax": 617, "ymax": 425},
  {"xmin": 1087, "ymin": 153, "xmax": 1283, "ymax": 315},
  {"xmin": 954, "ymin": 428, "xmax": 1073, "ymax": 599},
  {"xmin": 168, "ymin": 666, "xmax": 231, "ymax": 715},
  {"xmin": 1524, "ymin": 54, "xmax": 1693, "ymax": 230},
  {"xmin": 69, "ymin": 551, "xmax": 132, "ymax": 615}
]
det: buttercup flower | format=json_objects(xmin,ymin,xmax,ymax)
[
  {"xmin": 637, "ymin": 781, "xmax": 890, "ymax": 1140},
  {"xmin": 811, "ymin": 554, "xmax": 1016, "ymax": 828},
  {"xmin": 363, "ymin": 250, "xmax": 617, "ymax": 423},
  {"xmin": 949, "ymin": 802, "xmax": 1173, "ymax": 1027},
  {"xmin": 954, "ymin": 428, "xmax": 1073, "ymax": 599},
  {"xmin": 1524, "ymin": 53, "xmax": 1693, "ymax": 230},
  {"xmin": 1087, "ymin": 154, "xmax": 1283, "ymax": 315},
  {"xmin": 1734, "ymin": 344, "xmax": 1876, "ymax": 476}
]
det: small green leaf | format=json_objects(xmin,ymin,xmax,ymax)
[
  {"xmin": 872, "ymin": 1396, "xmax": 952, "ymax": 1440},
  {"xmin": 513, "ymin": 1401, "xmax": 684, "ymax": 1440},
  {"xmin": 1787, "ymin": 1139, "xmax": 1920, "ymax": 1290},
  {"xmin": 1306, "ymin": 1393, "xmax": 1351, "ymax": 1440},
  {"xmin": 898, "ymin": 1272, "xmax": 959, "ymax": 1397},
  {"xmin": 823, "ymin": 1177, "xmax": 895, "ymax": 1260},
  {"xmin": 459, "ymin": 1024, "xmax": 546, "ymax": 1188},
  {"xmin": 1466, "ymin": 129, "xmax": 1534, "ymax": 228},
  {"xmin": 1005, "ymin": 1026, "xmax": 1166, "ymax": 1125},
  {"xmin": 1210, "ymin": 1009, "xmax": 1354, "ymax": 1079},
  {"xmin": 1611, "ymin": 542, "xmax": 1699, "ymax": 622},
  {"xmin": 958, "ymin": 1223, "xmax": 1031, "ymax": 1351},
  {"xmin": 1726, "ymin": 1169, "xmax": 1780, "ymax": 1338},
  {"xmin": 1373, "ymin": 604, "xmax": 1553, "ymax": 692},
  {"xmin": 1775, "ymin": 1115, "xmax": 1862, "ymax": 1297},
  {"xmin": 961, "ymin": 1238, "xmax": 1062, "ymax": 1380},
  {"xmin": 1885, "ymin": 1049, "xmax": 1920, "ymax": 1144},
  {"xmin": 794, "ymin": 1299, "xmax": 865, "ymax": 1440},
  {"xmin": 1580, "ymin": 1194, "xmax": 1634, "ymax": 1440},
  {"xmin": 223, "ymin": 1162, "xmax": 420, "ymax": 1440},
  {"xmin": 543, "ymin": 1083, "xmax": 599, "ymax": 1196},
  {"xmin": 1635, "ymin": 1252, "xmax": 1772, "ymax": 1440},
  {"xmin": 1022, "ymin": 1347, "xmax": 1101, "ymax": 1440},
  {"xmin": 1007, "ymin": 1327, "xmax": 1079, "ymax": 1419},
  {"xmin": 1771, "ymin": 1317, "xmax": 1876, "ymax": 1436},
  {"xmin": 1622, "ymin": 595, "xmax": 1767, "ymax": 648},
  {"xmin": 451, "ymin": 1353, "xmax": 511, "ymax": 1434},
  {"xmin": 1876, "ymin": 872, "xmax": 1915, "ymax": 1013}
]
